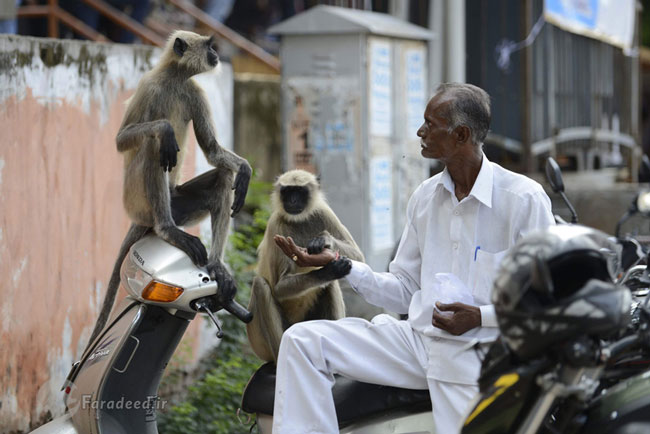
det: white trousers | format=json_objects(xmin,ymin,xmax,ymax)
[{"xmin": 272, "ymin": 315, "xmax": 479, "ymax": 434}]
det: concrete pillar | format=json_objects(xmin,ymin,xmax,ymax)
[
  {"xmin": 389, "ymin": 0, "xmax": 409, "ymax": 21},
  {"xmin": 428, "ymin": 0, "xmax": 444, "ymax": 92},
  {"xmin": 428, "ymin": 0, "xmax": 465, "ymax": 92},
  {"xmin": 445, "ymin": 0, "xmax": 465, "ymax": 83}
]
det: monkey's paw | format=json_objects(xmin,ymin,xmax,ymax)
[
  {"xmin": 307, "ymin": 233, "xmax": 333, "ymax": 254},
  {"xmin": 207, "ymin": 262, "xmax": 237, "ymax": 301},
  {"xmin": 159, "ymin": 126, "xmax": 180, "ymax": 172},
  {"xmin": 231, "ymin": 162, "xmax": 252, "ymax": 217},
  {"xmin": 323, "ymin": 257, "xmax": 352, "ymax": 279}
]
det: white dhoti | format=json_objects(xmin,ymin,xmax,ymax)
[{"xmin": 272, "ymin": 314, "xmax": 480, "ymax": 434}]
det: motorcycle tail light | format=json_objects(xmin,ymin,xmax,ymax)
[{"xmin": 142, "ymin": 281, "xmax": 184, "ymax": 302}]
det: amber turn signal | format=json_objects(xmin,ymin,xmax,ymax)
[{"xmin": 142, "ymin": 281, "xmax": 184, "ymax": 302}]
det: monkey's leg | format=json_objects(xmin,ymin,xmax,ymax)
[
  {"xmin": 86, "ymin": 224, "xmax": 150, "ymax": 349},
  {"xmin": 246, "ymin": 276, "xmax": 285, "ymax": 362},
  {"xmin": 172, "ymin": 168, "xmax": 235, "ymax": 291},
  {"xmin": 142, "ymin": 144, "xmax": 208, "ymax": 266},
  {"xmin": 306, "ymin": 282, "xmax": 346, "ymax": 321}
]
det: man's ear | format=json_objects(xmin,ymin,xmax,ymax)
[
  {"xmin": 454, "ymin": 125, "xmax": 471, "ymax": 144},
  {"xmin": 174, "ymin": 37, "xmax": 188, "ymax": 57}
]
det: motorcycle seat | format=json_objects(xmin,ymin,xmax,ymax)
[{"xmin": 241, "ymin": 362, "xmax": 432, "ymax": 427}]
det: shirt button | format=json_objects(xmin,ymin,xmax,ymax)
[
  {"xmin": 453, "ymin": 242, "xmax": 459, "ymax": 249},
  {"xmin": 454, "ymin": 210, "xmax": 459, "ymax": 216}
]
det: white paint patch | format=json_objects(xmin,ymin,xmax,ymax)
[
  {"xmin": 12, "ymin": 256, "xmax": 28, "ymax": 286},
  {"xmin": 35, "ymin": 316, "xmax": 74, "ymax": 420},
  {"xmin": 0, "ymin": 392, "xmax": 25, "ymax": 432},
  {"xmin": 2, "ymin": 256, "xmax": 27, "ymax": 332},
  {"xmin": 0, "ymin": 158, "xmax": 4, "ymax": 186},
  {"xmin": 1, "ymin": 293, "xmax": 11, "ymax": 332},
  {"xmin": 0, "ymin": 391, "xmax": 18, "ymax": 413}
]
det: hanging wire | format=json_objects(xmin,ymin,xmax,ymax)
[{"xmin": 495, "ymin": 13, "xmax": 545, "ymax": 72}]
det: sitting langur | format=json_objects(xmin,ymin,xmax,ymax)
[
  {"xmin": 88, "ymin": 31, "xmax": 251, "ymax": 344},
  {"xmin": 246, "ymin": 170, "xmax": 364, "ymax": 362}
]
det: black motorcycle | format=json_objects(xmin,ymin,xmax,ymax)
[{"xmin": 462, "ymin": 223, "xmax": 650, "ymax": 434}]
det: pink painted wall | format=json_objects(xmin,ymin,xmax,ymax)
[{"xmin": 0, "ymin": 35, "xmax": 233, "ymax": 432}]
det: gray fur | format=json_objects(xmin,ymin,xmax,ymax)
[
  {"xmin": 87, "ymin": 31, "xmax": 251, "ymax": 349},
  {"xmin": 246, "ymin": 170, "xmax": 364, "ymax": 362}
]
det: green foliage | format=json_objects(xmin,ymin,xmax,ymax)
[
  {"xmin": 158, "ymin": 179, "xmax": 272, "ymax": 434},
  {"xmin": 643, "ymin": 0, "xmax": 650, "ymax": 47}
]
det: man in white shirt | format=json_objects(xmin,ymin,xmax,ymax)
[{"xmin": 272, "ymin": 83, "xmax": 555, "ymax": 434}]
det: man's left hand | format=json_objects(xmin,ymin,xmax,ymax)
[{"xmin": 432, "ymin": 302, "xmax": 481, "ymax": 336}]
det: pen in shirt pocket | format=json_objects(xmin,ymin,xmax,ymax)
[{"xmin": 474, "ymin": 245, "xmax": 480, "ymax": 261}]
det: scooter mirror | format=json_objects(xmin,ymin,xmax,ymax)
[
  {"xmin": 545, "ymin": 157, "xmax": 565, "ymax": 193},
  {"xmin": 636, "ymin": 191, "xmax": 650, "ymax": 214}
]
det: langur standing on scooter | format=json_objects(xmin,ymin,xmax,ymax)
[{"xmin": 272, "ymin": 83, "xmax": 555, "ymax": 434}]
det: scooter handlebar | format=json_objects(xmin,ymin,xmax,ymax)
[{"xmin": 222, "ymin": 298, "xmax": 253, "ymax": 323}]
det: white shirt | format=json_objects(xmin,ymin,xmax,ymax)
[{"xmin": 345, "ymin": 154, "xmax": 555, "ymax": 382}]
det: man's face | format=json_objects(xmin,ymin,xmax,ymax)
[{"xmin": 416, "ymin": 94, "xmax": 457, "ymax": 161}]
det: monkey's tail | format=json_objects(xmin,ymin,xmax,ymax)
[{"xmin": 85, "ymin": 224, "xmax": 150, "ymax": 350}]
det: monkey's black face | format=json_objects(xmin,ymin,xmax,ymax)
[
  {"xmin": 207, "ymin": 38, "xmax": 219, "ymax": 67},
  {"xmin": 280, "ymin": 186, "xmax": 310, "ymax": 215}
]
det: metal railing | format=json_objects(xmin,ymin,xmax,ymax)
[{"xmin": 16, "ymin": 0, "xmax": 280, "ymax": 72}]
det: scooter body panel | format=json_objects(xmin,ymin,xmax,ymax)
[
  {"xmin": 54, "ymin": 299, "xmax": 189, "ymax": 434},
  {"xmin": 30, "ymin": 413, "xmax": 78, "ymax": 434},
  {"xmin": 254, "ymin": 411, "xmax": 434, "ymax": 434},
  {"xmin": 67, "ymin": 302, "xmax": 146, "ymax": 434},
  {"xmin": 339, "ymin": 410, "xmax": 434, "ymax": 434}
]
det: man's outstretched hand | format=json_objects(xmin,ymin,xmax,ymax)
[
  {"xmin": 432, "ymin": 302, "xmax": 481, "ymax": 336},
  {"xmin": 274, "ymin": 235, "xmax": 337, "ymax": 267}
]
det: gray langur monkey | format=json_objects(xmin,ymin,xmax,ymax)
[
  {"xmin": 246, "ymin": 170, "xmax": 364, "ymax": 362},
  {"xmin": 87, "ymin": 30, "xmax": 251, "ymax": 345}
]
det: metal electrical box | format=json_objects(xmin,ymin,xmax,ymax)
[{"xmin": 270, "ymin": 5, "xmax": 433, "ymax": 271}]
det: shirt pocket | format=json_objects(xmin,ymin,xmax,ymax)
[{"xmin": 470, "ymin": 249, "xmax": 508, "ymax": 305}]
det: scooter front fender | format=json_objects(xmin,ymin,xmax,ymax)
[{"xmin": 30, "ymin": 413, "xmax": 79, "ymax": 434}]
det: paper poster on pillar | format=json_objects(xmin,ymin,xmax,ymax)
[
  {"xmin": 370, "ymin": 156, "xmax": 394, "ymax": 251},
  {"xmin": 286, "ymin": 77, "xmax": 360, "ymax": 173},
  {"xmin": 368, "ymin": 38, "xmax": 393, "ymax": 138},
  {"xmin": 405, "ymin": 47, "xmax": 426, "ymax": 137}
]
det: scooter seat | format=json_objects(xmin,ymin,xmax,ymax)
[{"xmin": 241, "ymin": 362, "xmax": 432, "ymax": 427}]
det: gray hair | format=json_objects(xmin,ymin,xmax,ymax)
[{"xmin": 435, "ymin": 83, "xmax": 491, "ymax": 145}]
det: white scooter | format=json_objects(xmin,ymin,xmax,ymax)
[
  {"xmin": 31, "ymin": 234, "xmax": 252, "ymax": 434},
  {"xmin": 241, "ymin": 363, "xmax": 434, "ymax": 434}
]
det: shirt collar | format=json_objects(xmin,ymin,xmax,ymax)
[{"xmin": 434, "ymin": 152, "xmax": 493, "ymax": 208}]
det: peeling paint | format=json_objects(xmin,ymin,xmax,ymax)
[
  {"xmin": 12, "ymin": 256, "xmax": 28, "ymax": 286},
  {"xmin": 1, "ymin": 35, "xmax": 160, "ymax": 125}
]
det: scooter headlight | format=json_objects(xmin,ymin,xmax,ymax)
[{"xmin": 121, "ymin": 252, "xmax": 153, "ymax": 298}]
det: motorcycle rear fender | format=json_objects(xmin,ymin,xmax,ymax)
[{"xmin": 582, "ymin": 370, "xmax": 650, "ymax": 433}]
